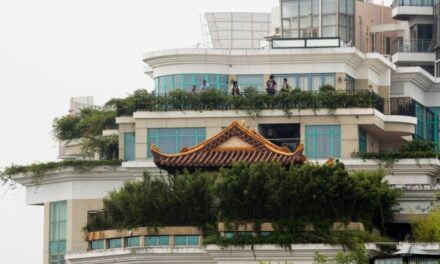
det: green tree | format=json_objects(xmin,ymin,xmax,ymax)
[{"xmin": 412, "ymin": 209, "xmax": 440, "ymax": 242}]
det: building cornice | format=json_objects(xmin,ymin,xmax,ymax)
[
  {"xmin": 142, "ymin": 48, "xmax": 394, "ymax": 76},
  {"xmin": 392, "ymin": 67, "xmax": 440, "ymax": 93}
]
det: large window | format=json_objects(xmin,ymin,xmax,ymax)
[
  {"xmin": 49, "ymin": 201, "xmax": 67, "ymax": 264},
  {"xmin": 125, "ymin": 237, "xmax": 140, "ymax": 248},
  {"xmin": 236, "ymin": 75, "xmax": 264, "ymax": 91},
  {"xmin": 155, "ymin": 74, "xmax": 229, "ymax": 94},
  {"xmin": 145, "ymin": 236, "xmax": 170, "ymax": 246},
  {"xmin": 281, "ymin": 0, "xmax": 354, "ymax": 43},
  {"xmin": 124, "ymin": 132, "xmax": 135, "ymax": 161},
  {"xmin": 305, "ymin": 125, "xmax": 341, "ymax": 158},
  {"xmin": 90, "ymin": 240, "xmax": 104, "ymax": 250},
  {"xmin": 107, "ymin": 238, "xmax": 122, "ymax": 249},
  {"xmin": 147, "ymin": 128, "xmax": 206, "ymax": 158},
  {"xmin": 274, "ymin": 73, "xmax": 336, "ymax": 91},
  {"xmin": 174, "ymin": 235, "xmax": 200, "ymax": 246}
]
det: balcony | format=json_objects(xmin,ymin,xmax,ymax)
[
  {"xmin": 392, "ymin": 0, "xmax": 433, "ymax": 19},
  {"xmin": 112, "ymin": 89, "xmax": 386, "ymax": 117},
  {"xmin": 391, "ymin": 39, "xmax": 435, "ymax": 65}
]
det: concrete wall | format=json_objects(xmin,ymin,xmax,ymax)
[{"xmin": 355, "ymin": 1, "xmax": 398, "ymax": 54}]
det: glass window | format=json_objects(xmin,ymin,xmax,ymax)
[
  {"xmin": 125, "ymin": 237, "xmax": 140, "ymax": 248},
  {"xmin": 50, "ymin": 201, "xmax": 67, "ymax": 264},
  {"xmin": 90, "ymin": 240, "xmax": 104, "ymax": 250},
  {"xmin": 236, "ymin": 75, "xmax": 264, "ymax": 91},
  {"xmin": 107, "ymin": 238, "xmax": 122, "ymax": 249},
  {"xmin": 311, "ymin": 75, "xmax": 322, "ymax": 91},
  {"xmin": 147, "ymin": 128, "xmax": 206, "ymax": 158},
  {"xmin": 305, "ymin": 125, "xmax": 341, "ymax": 158},
  {"xmin": 174, "ymin": 235, "xmax": 200, "ymax": 246},
  {"xmin": 155, "ymin": 74, "xmax": 229, "ymax": 94},
  {"xmin": 359, "ymin": 128, "xmax": 367, "ymax": 153},
  {"xmin": 146, "ymin": 235, "xmax": 170, "ymax": 246},
  {"xmin": 124, "ymin": 132, "xmax": 135, "ymax": 161}
]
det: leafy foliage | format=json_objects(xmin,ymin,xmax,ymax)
[
  {"xmin": 105, "ymin": 88, "xmax": 382, "ymax": 117},
  {"xmin": 53, "ymin": 108, "xmax": 117, "ymax": 141},
  {"xmin": 314, "ymin": 240, "xmax": 368, "ymax": 264},
  {"xmin": 81, "ymin": 135, "xmax": 119, "ymax": 161},
  {"xmin": 399, "ymin": 140, "xmax": 436, "ymax": 152},
  {"xmin": 412, "ymin": 209, "xmax": 440, "ymax": 242},
  {"xmin": 1, "ymin": 160, "xmax": 122, "ymax": 185},
  {"xmin": 357, "ymin": 140, "xmax": 439, "ymax": 166},
  {"xmin": 87, "ymin": 162, "xmax": 400, "ymax": 244},
  {"xmin": 99, "ymin": 171, "xmax": 215, "ymax": 231}
]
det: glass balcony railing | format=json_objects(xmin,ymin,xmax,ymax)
[
  {"xmin": 393, "ymin": 39, "xmax": 434, "ymax": 53},
  {"xmin": 393, "ymin": 0, "xmax": 434, "ymax": 6}
]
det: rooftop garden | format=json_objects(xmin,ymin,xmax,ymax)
[
  {"xmin": 355, "ymin": 140, "xmax": 440, "ymax": 166},
  {"xmin": 85, "ymin": 161, "xmax": 400, "ymax": 247},
  {"xmin": 105, "ymin": 87, "xmax": 385, "ymax": 117},
  {"xmin": 0, "ymin": 160, "xmax": 122, "ymax": 185}
]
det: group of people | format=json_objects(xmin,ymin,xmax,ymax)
[
  {"xmin": 190, "ymin": 76, "xmax": 293, "ymax": 96},
  {"xmin": 230, "ymin": 75, "xmax": 292, "ymax": 96}
]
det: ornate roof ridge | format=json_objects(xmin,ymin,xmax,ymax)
[{"xmin": 150, "ymin": 120, "xmax": 303, "ymax": 158}]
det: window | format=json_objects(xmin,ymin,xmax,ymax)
[
  {"xmin": 147, "ymin": 128, "xmax": 206, "ymax": 158},
  {"xmin": 174, "ymin": 235, "xmax": 200, "ymax": 246},
  {"xmin": 107, "ymin": 238, "xmax": 122, "ymax": 249},
  {"xmin": 90, "ymin": 240, "xmax": 104, "ymax": 250},
  {"xmin": 305, "ymin": 125, "xmax": 341, "ymax": 158},
  {"xmin": 346, "ymin": 75, "xmax": 355, "ymax": 91},
  {"xmin": 274, "ymin": 73, "xmax": 336, "ymax": 90},
  {"xmin": 145, "ymin": 235, "xmax": 170, "ymax": 246},
  {"xmin": 124, "ymin": 132, "xmax": 135, "ymax": 161},
  {"xmin": 359, "ymin": 128, "xmax": 367, "ymax": 153},
  {"xmin": 49, "ymin": 201, "xmax": 67, "ymax": 264},
  {"xmin": 224, "ymin": 232, "xmax": 253, "ymax": 239},
  {"xmin": 154, "ymin": 74, "xmax": 229, "ymax": 94},
  {"xmin": 236, "ymin": 75, "xmax": 264, "ymax": 91},
  {"xmin": 125, "ymin": 237, "xmax": 140, "ymax": 248}
]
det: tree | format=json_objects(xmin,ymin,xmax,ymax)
[{"xmin": 412, "ymin": 209, "xmax": 440, "ymax": 242}]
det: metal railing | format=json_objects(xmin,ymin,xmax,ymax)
[
  {"xmin": 388, "ymin": 97, "xmax": 416, "ymax": 116},
  {"xmin": 393, "ymin": 0, "xmax": 434, "ymax": 6},
  {"xmin": 129, "ymin": 90, "xmax": 386, "ymax": 115},
  {"xmin": 394, "ymin": 39, "xmax": 434, "ymax": 53}
]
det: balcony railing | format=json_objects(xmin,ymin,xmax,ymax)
[
  {"xmin": 393, "ymin": 0, "xmax": 434, "ymax": 6},
  {"xmin": 393, "ymin": 39, "xmax": 434, "ymax": 53},
  {"xmin": 388, "ymin": 97, "xmax": 416, "ymax": 116},
  {"xmin": 113, "ymin": 89, "xmax": 386, "ymax": 116}
]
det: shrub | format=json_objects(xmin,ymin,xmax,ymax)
[
  {"xmin": 400, "ymin": 140, "xmax": 436, "ymax": 152},
  {"xmin": 90, "ymin": 162, "xmax": 400, "ymax": 237},
  {"xmin": 412, "ymin": 209, "xmax": 440, "ymax": 242}
]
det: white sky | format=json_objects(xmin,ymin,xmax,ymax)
[
  {"xmin": 0, "ymin": 0, "xmax": 278, "ymax": 263},
  {"xmin": 0, "ymin": 0, "xmax": 393, "ymax": 263}
]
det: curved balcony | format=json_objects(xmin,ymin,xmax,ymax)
[{"xmin": 392, "ymin": 0, "xmax": 433, "ymax": 19}]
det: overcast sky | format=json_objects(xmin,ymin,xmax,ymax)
[
  {"xmin": 0, "ymin": 0, "xmax": 393, "ymax": 263},
  {"xmin": 0, "ymin": 0, "xmax": 279, "ymax": 263}
]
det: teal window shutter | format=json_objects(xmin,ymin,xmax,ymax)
[
  {"xmin": 124, "ymin": 132, "xmax": 135, "ymax": 161},
  {"xmin": 147, "ymin": 128, "xmax": 206, "ymax": 158},
  {"xmin": 305, "ymin": 125, "xmax": 341, "ymax": 158},
  {"xmin": 359, "ymin": 128, "xmax": 367, "ymax": 153}
]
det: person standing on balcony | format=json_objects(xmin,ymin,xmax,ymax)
[
  {"xmin": 281, "ymin": 78, "xmax": 291, "ymax": 92},
  {"xmin": 230, "ymin": 80, "xmax": 240, "ymax": 96},
  {"xmin": 200, "ymin": 80, "xmax": 210, "ymax": 90},
  {"xmin": 266, "ymin": 75, "xmax": 277, "ymax": 95}
]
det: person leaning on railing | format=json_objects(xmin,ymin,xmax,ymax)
[
  {"xmin": 280, "ymin": 78, "xmax": 291, "ymax": 92},
  {"xmin": 266, "ymin": 75, "xmax": 277, "ymax": 96},
  {"xmin": 230, "ymin": 80, "xmax": 240, "ymax": 96}
]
